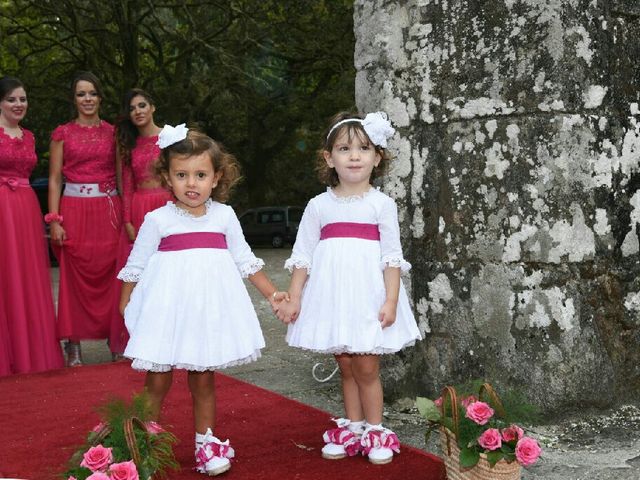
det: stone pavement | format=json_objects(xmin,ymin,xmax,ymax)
[{"xmin": 57, "ymin": 248, "xmax": 640, "ymax": 479}]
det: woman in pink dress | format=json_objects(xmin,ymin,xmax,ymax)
[
  {"xmin": 0, "ymin": 76, "xmax": 64, "ymax": 375},
  {"xmin": 109, "ymin": 88, "xmax": 172, "ymax": 355},
  {"xmin": 48, "ymin": 72, "xmax": 122, "ymax": 366}
]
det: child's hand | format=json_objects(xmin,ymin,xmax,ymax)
[
  {"xmin": 276, "ymin": 297, "xmax": 301, "ymax": 324},
  {"xmin": 119, "ymin": 297, "xmax": 129, "ymax": 316},
  {"xmin": 379, "ymin": 300, "xmax": 397, "ymax": 329},
  {"xmin": 269, "ymin": 291, "xmax": 290, "ymax": 311}
]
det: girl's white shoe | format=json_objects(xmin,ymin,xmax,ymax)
[
  {"xmin": 321, "ymin": 418, "xmax": 364, "ymax": 459},
  {"xmin": 195, "ymin": 428, "xmax": 235, "ymax": 476},
  {"xmin": 361, "ymin": 424, "xmax": 400, "ymax": 465}
]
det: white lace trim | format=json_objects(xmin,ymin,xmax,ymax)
[
  {"xmin": 168, "ymin": 198, "xmax": 213, "ymax": 218},
  {"xmin": 326, "ymin": 186, "xmax": 379, "ymax": 203},
  {"xmin": 284, "ymin": 257, "xmax": 312, "ymax": 273},
  {"xmin": 380, "ymin": 256, "xmax": 411, "ymax": 273},
  {"xmin": 128, "ymin": 351, "xmax": 261, "ymax": 372},
  {"xmin": 286, "ymin": 340, "xmax": 417, "ymax": 356},
  {"xmin": 117, "ymin": 269, "xmax": 142, "ymax": 282},
  {"xmin": 238, "ymin": 258, "xmax": 265, "ymax": 278}
]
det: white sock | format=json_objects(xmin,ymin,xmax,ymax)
[
  {"xmin": 195, "ymin": 431, "xmax": 207, "ymax": 445},
  {"xmin": 348, "ymin": 420, "xmax": 366, "ymax": 434},
  {"xmin": 365, "ymin": 422, "xmax": 383, "ymax": 431}
]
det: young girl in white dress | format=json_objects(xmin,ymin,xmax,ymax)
[
  {"xmin": 277, "ymin": 112, "xmax": 422, "ymax": 465},
  {"xmin": 119, "ymin": 124, "xmax": 287, "ymax": 476}
]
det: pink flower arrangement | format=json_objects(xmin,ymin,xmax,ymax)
[
  {"xmin": 86, "ymin": 472, "xmax": 111, "ymax": 480},
  {"xmin": 70, "ymin": 446, "xmax": 139, "ymax": 480},
  {"xmin": 416, "ymin": 383, "xmax": 543, "ymax": 470}
]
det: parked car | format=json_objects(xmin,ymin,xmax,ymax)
[{"xmin": 238, "ymin": 206, "xmax": 303, "ymax": 248}]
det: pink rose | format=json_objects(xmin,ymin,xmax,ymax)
[
  {"xmin": 461, "ymin": 395, "xmax": 478, "ymax": 408},
  {"xmin": 86, "ymin": 473, "xmax": 111, "ymax": 480},
  {"xmin": 502, "ymin": 424, "xmax": 524, "ymax": 443},
  {"xmin": 478, "ymin": 428, "xmax": 502, "ymax": 451},
  {"xmin": 515, "ymin": 437, "xmax": 542, "ymax": 466},
  {"xmin": 80, "ymin": 445, "xmax": 113, "ymax": 472},
  {"xmin": 68, "ymin": 477, "xmax": 78, "ymax": 480},
  {"xmin": 465, "ymin": 401, "xmax": 494, "ymax": 425},
  {"xmin": 110, "ymin": 460, "xmax": 139, "ymax": 480},
  {"xmin": 434, "ymin": 397, "xmax": 443, "ymax": 407},
  {"xmin": 145, "ymin": 420, "xmax": 165, "ymax": 434}
]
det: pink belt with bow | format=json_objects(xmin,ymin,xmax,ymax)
[{"xmin": 0, "ymin": 176, "xmax": 29, "ymax": 190}]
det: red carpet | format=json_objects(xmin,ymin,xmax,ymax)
[{"xmin": 0, "ymin": 362, "xmax": 444, "ymax": 479}]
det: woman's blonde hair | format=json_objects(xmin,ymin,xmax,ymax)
[
  {"xmin": 316, "ymin": 111, "xmax": 391, "ymax": 187},
  {"xmin": 155, "ymin": 129, "xmax": 241, "ymax": 202}
]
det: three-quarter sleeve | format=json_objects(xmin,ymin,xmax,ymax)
[
  {"xmin": 122, "ymin": 162, "xmax": 134, "ymax": 223},
  {"xmin": 378, "ymin": 197, "xmax": 411, "ymax": 272},
  {"xmin": 225, "ymin": 208, "xmax": 265, "ymax": 278},
  {"xmin": 117, "ymin": 213, "xmax": 162, "ymax": 282},
  {"xmin": 284, "ymin": 200, "xmax": 320, "ymax": 274}
]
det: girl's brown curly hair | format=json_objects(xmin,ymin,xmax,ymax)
[
  {"xmin": 154, "ymin": 129, "xmax": 241, "ymax": 203},
  {"xmin": 316, "ymin": 111, "xmax": 391, "ymax": 187}
]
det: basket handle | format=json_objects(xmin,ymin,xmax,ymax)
[
  {"xmin": 124, "ymin": 416, "xmax": 150, "ymax": 466},
  {"xmin": 440, "ymin": 385, "xmax": 460, "ymax": 455},
  {"xmin": 91, "ymin": 424, "xmax": 113, "ymax": 445},
  {"xmin": 479, "ymin": 383, "xmax": 506, "ymax": 418}
]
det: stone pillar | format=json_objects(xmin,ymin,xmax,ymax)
[{"xmin": 354, "ymin": 0, "xmax": 640, "ymax": 411}]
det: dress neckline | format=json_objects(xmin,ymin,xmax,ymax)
[
  {"xmin": 326, "ymin": 186, "xmax": 378, "ymax": 203},
  {"xmin": 0, "ymin": 125, "xmax": 25, "ymax": 141},
  {"xmin": 168, "ymin": 198, "xmax": 213, "ymax": 218}
]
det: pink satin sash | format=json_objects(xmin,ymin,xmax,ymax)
[
  {"xmin": 158, "ymin": 232, "xmax": 228, "ymax": 251},
  {"xmin": 0, "ymin": 176, "xmax": 29, "ymax": 190},
  {"xmin": 320, "ymin": 222, "xmax": 380, "ymax": 241}
]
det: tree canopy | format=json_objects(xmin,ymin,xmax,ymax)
[{"xmin": 0, "ymin": 0, "xmax": 356, "ymax": 208}]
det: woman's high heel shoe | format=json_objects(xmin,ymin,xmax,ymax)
[{"xmin": 65, "ymin": 341, "xmax": 83, "ymax": 367}]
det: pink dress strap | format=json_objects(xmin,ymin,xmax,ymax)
[
  {"xmin": 158, "ymin": 232, "xmax": 228, "ymax": 251},
  {"xmin": 320, "ymin": 222, "xmax": 380, "ymax": 241}
]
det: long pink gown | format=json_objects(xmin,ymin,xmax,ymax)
[
  {"xmin": 51, "ymin": 121, "xmax": 122, "ymax": 341},
  {"xmin": 0, "ymin": 127, "xmax": 64, "ymax": 375},
  {"xmin": 109, "ymin": 134, "xmax": 172, "ymax": 353}
]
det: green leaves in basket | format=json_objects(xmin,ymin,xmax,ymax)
[
  {"xmin": 416, "ymin": 397, "xmax": 441, "ymax": 422},
  {"xmin": 459, "ymin": 445, "xmax": 480, "ymax": 468},
  {"xmin": 485, "ymin": 450, "xmax": 505, "ymax": 467}
]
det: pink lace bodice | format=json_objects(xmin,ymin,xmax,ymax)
[
  {"xmin": 0, "ymin": 127, "xmax": 37, "ymax": 178},
  {"xmin": 122, "ymin": 134, "xmax": 162, "ymax": 222},
  {"xmin": 51, "ymin": 121, "xmax": 116, "ymax": 183}
]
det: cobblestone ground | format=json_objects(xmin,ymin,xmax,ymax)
[{"xmin": 62, "ymin": 248, "xmax": 640, "ymax": 480}]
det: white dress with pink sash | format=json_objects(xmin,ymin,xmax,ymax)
[
  {"xmin": 284, "ymin": 188, "xmax": 422, "ymax": 354},
  {"xmin": 118, "ymin": 200, "xmax": 266, "ymax": 371}
]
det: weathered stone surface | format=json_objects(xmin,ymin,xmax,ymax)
[{"xmin": 354, "ymin": 0, "xmax": 640, "ymax": 411}]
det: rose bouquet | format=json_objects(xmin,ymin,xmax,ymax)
[
  {"xmin": 63, "ymin": 393, "xmax": 178, "ymax": 480},
  {"xmin": 416, "ymin": 382, "xmax": 541, "ymax": 480}
]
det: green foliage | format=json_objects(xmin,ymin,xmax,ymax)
[
  {"xmin": 63, "ymin": 392, "xmax": 178, "ymax": 480},
  {"xmin": 0, "ymin": 0, "xmax": 356, "ymax": 207}
]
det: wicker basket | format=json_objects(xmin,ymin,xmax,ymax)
[
  {"xmin": 440, "ymin": 428, "xmax": 521, "ymax": 480},
  {"xmin": 438, "ymin": 384, "xmax": 521, "ymax": 480}
]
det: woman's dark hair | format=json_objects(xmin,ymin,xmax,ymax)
[
  {"xmin": 115, "ymin": 88, "xmax": 156, "ymax": 165},
  {"xmin": 316, "ymin": 111, "xmax": 391, "ymax": 187},
  {"xmin": 0, "ymin": 76, "xmax": 24, "ymax": 101},
  {"xmin": 155, "ymin": 129, "xmax": 241, "ymax": 203}
]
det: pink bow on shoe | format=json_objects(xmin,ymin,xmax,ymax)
[
  {"xmin": 361, "ymin": 427, "xmax": 400, "ymax": 456},
  {"xmin": 323, "ymin": 419, "xmax": 362, "ymax": 456}
]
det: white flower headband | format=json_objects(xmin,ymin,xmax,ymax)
[
  {"xmin": 326, "ymin": 111, "xmax": 395, "ymax": 148},
  {"xmin": 156, "ymin": 123, "xmax": 189, "ymax": 149}
]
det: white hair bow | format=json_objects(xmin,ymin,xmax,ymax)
[
  {"xmin": 361, "ymin": 112, "xmax": 395, "ymax": 148},
  {"xmin": 156, "ymin": 123, "xmax": 189, "ymax": 149}
]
